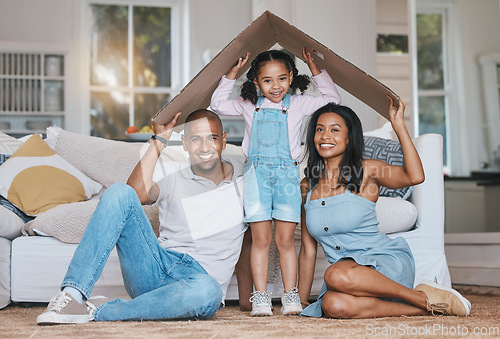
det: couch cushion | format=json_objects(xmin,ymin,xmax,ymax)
[
  {"xmin": 22, "ymin": 195, "xmax": 160, "ymax": 243},
  {"xmin": 47, "ymin": 127, "xmax": 155, "ymax": 188},
  {"xmin": 0, "ymin": 206, "xmax": 24, "ymax": 240},
  {"xmin": 363, "ymin": 136, "xmax": 413, "ymax": 199},
  {"xmin": 376, "ymin": 197, "xmax": 417, "ymax": 234},
  {"xmin": 0, "ymin": 134, "xmax": 103, "ymax": 216}
]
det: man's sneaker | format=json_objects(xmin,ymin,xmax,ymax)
[
  {"xmin": 281, "ymin": 287, "xmax": 303, "ymax": 315},
  {"xmin": 414, "ymin": 280, "xmax": 471, "ymax": 317},
  {"xmin": 37, "ymin": 292, "xmax": 107, "ymax": 325},
  {"xmin": 249, "ymin": 291, "xmax": 273, "ymax": 316}
]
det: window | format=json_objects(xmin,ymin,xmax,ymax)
[
  {"xmin": 415, "ymin": 5, "xmax": 453, "ymax": 170},
  {"xmin": 377, "ymin": 34, "xmax": 409, "ymax": 54},
  {"xmin": 88, "ymin": 2, "xmax": 177, "ymax": 139}
]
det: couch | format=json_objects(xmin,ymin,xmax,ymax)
[{"xmin": 0, "ymin": 125, "xmax": 450, "ymax": 309}]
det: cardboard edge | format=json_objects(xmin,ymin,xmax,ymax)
[{"xmin": 154, "ymin": 10, "xmax": 399, "ymax": 126}]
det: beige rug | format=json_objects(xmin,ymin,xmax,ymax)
[{"xmin": 1, "ymin": 294, "xmax": 499, "ymax": 338}]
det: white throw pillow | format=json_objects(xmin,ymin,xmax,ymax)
[
  {"xmin": 364, "ymin": 121, "xmax": 394, "ymax": 140},
  {"xmin": 0, "ymin": 206, "xmax": 24, "ymax": 240},
  {"xmin": 376, "ymin": 197, "xmax": 417, "ymax": 234},
  {"xmin": 0, "ymin": 132, "xmax": 23, "ymax": 155}
]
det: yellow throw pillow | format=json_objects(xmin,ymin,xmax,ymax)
[{"xmin": 0, "ymin": 134, "xmax": 103, "ymax": 216}]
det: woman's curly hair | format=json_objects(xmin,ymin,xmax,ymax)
[{"xmin": 240, "ymin": 50, "xmax": 311, "ymax": 105}]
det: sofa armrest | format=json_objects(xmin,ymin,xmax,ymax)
[
  {"xmin": 0, "ymin": 237, "xmax": 11, "ymax": 309},
  {"xmin": 409, "ymin": 133, "xmax": 445, "ymax": 236}
]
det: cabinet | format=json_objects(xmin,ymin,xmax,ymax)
[
  {"xmin": 444, "ymin": 180, "xmax": 487, "ymax": 233},
  {"xmin": 479, "ymin": 54, "xmax": 500, "ymax": 168},
  {"xmin": 0, "ymin": 52, "xmax": 65, "ymax": 136},
  {"xmin": 445, "ymin": 178, "xmax": 500, "ymax": 233}
]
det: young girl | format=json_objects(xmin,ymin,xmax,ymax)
[
  {"xmin": 298, "ymin": 98, "xmax": 471, "ymax": 318},
  {"xmin": 210, "ymin": 48, "xmax": 341, "ymax": 316}
]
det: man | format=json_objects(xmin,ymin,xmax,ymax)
[{"xmin": 37, "ymin": 109, "xmax": 251, "ymax": 324}]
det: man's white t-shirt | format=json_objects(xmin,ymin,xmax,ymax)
[{"xmin": 154, "ymin": 156, "xmax": 246, "ymax": 302}]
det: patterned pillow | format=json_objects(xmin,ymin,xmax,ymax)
[
  {"xmin": 0, "ymin": 154, "xmax": 9, "ymax": 164},
  {"xmin": 0, "ymin": 154, "xmax": 34, "ymax": 223},
  {"xmin": 362, "ymin": 136, "xmax": 413, "ymax": 199},
  {"xmin": 0, "ymin": 134, "xmax": 103, "ymax": 216}
]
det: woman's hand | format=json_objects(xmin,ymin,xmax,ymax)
[
  {"xmin": 388, "ymin": 96, "xmax": 406, "ymax": 131},
  {"xmin": 374, "ymin": 96, "xmax": 424, "ymax": 188},
  {"xmin": 226, "ymin": 52, "xmax": 250, "ymax": 80},
  {"xmin": 153, "ymin": 112, "xmax": 181, "ymax": 142},
  {"xmin": 302, "ymin": 47, "xmax": 321, "ymax": 76}
]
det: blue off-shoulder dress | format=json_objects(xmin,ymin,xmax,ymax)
[{"xmin": 301, "ymin": 190, "xmax": 415, "ymax": 318}]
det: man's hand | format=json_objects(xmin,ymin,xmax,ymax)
[
  {"xmin": 226, "ymin": 52, "xmax": 250, "ymax": 80},
  {"xmin": 302, "ymin": 47, "xmax": 321, "ymax": 76},
  {"xmin": 127, "ymin": 112, "xmax": 181, "ymax": 204},
  {"xmin": 153, "ymin": 112, "xmax": 181, "ymax": 142}
]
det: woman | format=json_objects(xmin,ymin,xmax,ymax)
[{"xmin": 298, "ymin": 98, "xmax": 470, "ymax": 318}]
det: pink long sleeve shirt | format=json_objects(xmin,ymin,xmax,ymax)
[{"xmin": 210, "ymin": 70, "xmax": 341, "ymax": 159}]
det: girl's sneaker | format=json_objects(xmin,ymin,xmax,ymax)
[
  {"xmin": 249, "ymin": 291, "xmax": 273, "ymax": 316},
  {"xmin": 281, "ymin": 287, "xmax": 303, "ymax": 315}
]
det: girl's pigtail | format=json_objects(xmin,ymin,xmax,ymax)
[
  {"xmin": 284, "ymin": 53, "xmax": 311, "ymax": 95},
  {"xmin": 240, "ymin": 61, "xmax": 258, "ymax": 104},
  {"xmin": 291, "ymin": 74, "xmax": 311, "ymax": 94},
  {"xmin": 241, "ymin": 81, "xmax": 258, "ymax": 105}
]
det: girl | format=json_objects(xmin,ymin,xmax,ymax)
[
  {"xmin": 210, "ymin": 48, "xmax": 341, "ymax": 316},
  {"xmin": 298, "ymin": 98, "xmax": 471, "ymax": 318}
]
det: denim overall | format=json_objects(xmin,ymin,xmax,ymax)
[{"xmin": 244, "ymin": 94, "xmax": 301, "ymax": 223}]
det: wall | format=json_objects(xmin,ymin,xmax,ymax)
[
  {"xmin": 292, "ymin": 0, "xmax": 378, "ymax": 130},
  {"xmin": 375, "ymin": 0, "xmax": 413, "ymax": 132},
  {"xmin": 456, "ymin": 0, "xmax": 500, "ymax": 173},
  {"xmin": 188, "ymin": 0, "xmax": 252, "ymax": 78},
  {"xmin": 0, "ymin": 0, "xmax": 73, "ymax": 46}
]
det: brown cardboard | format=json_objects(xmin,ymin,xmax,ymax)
[{"xmin": 153, "ymin": 10, "xmax": 398, "ymax": 126}]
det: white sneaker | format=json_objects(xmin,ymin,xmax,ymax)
[
  {"xmin": 281, "ymin": 287, "xmax": 303, "ymax": 315},
  {"xmin": 414, "ymin": 280, "xmax": 471, "ymax": 316},
  {"xmin": 249, "ymin": 291, "xmax": 273, "ymax": 316},
  {"xmin": 37, "ymin": 292, "xmax": 107, "ymax": 325}
]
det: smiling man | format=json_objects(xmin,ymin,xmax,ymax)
[{"xmin": 36, "ymin": 109, "xmax": 251, "ymax": 324}]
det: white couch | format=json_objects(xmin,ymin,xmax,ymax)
[{"xmin": 0, "ymin": 127, "xmax": 450, "ymax": 308}]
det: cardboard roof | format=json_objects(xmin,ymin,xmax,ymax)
[{"xmin": 153, "ymin": 10, "xmax": 398, "ymax": 126}]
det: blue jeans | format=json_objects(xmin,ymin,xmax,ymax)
[{"xmin": 61, "ymin": 183, "xmax": 222, "ymax": 321}]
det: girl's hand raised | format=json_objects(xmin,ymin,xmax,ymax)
[
  {"xmin": 226, "ymin": 52, "xmax": 250, "ymax": 80},
  {"xmin": 302, "ymin": 47, "xmax": 321, "ymax": 76}
]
